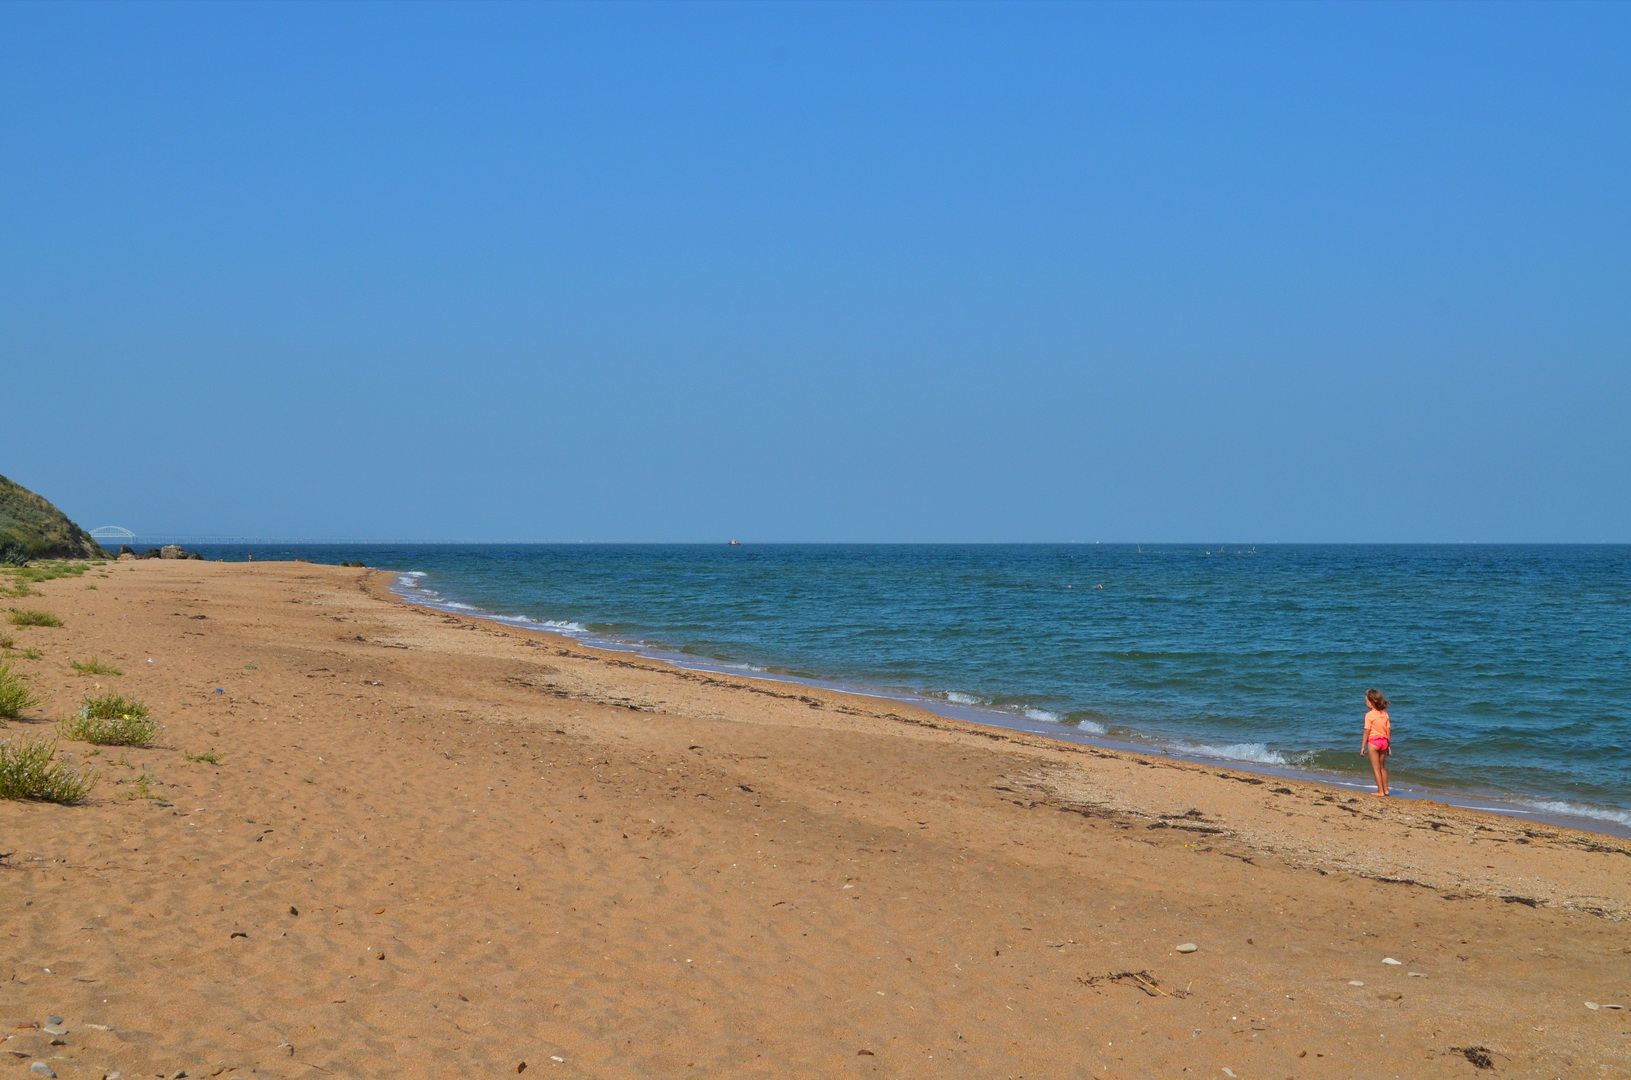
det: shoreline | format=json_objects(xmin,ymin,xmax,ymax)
[
  {"xmin": 3, "ymin": 559, "xmax": 1627, "ymax": 1077},
  {"xmin": 387, "ymin": 568, "xmax": 1631, "ymax": 841}
]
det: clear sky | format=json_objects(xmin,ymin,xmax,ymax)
[{"xmin": 3, "ymin": 1, "xmax": 1628, "ymax": 542}]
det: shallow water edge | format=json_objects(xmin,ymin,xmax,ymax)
[{"xmin": 388, "ymin": 570, "xmax": 1631, "ymax": 841}]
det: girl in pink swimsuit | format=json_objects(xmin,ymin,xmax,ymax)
[{"xmin": 1361, "ymin": 689, "xmax": 1391, "ymax": 796}]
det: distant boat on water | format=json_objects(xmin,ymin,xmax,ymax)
[{"xmin": 729, "ymin": 539, "xmax": 742, "ymax": 546}]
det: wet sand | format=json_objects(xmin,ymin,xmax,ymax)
[{"xmin": 1, "ymin": 560, "xmax": 1627, "ymax": 1078}]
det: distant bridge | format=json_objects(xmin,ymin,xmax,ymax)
[{"xmin": 89, "ymin": 526, "xmax": 136, "ymax": 542}]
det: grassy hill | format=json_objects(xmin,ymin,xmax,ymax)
[{"xmin": 0, "ymin": 474, "xmax": 106, "ymax": 561}]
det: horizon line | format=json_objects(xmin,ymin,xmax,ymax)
[{"xmin": 112, "ymin": 536, "xmax": 1631, "ymax": 547}]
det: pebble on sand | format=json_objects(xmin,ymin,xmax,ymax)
[
  {"xmin": 1176, "ymin": 943, "xmax": 1199, "ymax": 953},
  {"xmin": 30, "ymin": 1064, "xmax": 57, "ymax": 1078},
  {"xmin": 1382, "ymin": 957, "xmax": 1402, "ymax": 965}
]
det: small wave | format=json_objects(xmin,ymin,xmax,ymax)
[
  {"xmin": 1171, "ymin": 740, "xmax": 1291, "ymax": 766},
  {"xmin": 538, "ymin": 619, "xmax": 588, "ymax": 633},
  {"xmin": 400, "ymin": 571, "xmax": 427, "ymax": 580},
  {"xmin": 444, "ymin": 602, "xmax": 475, "ymax": 610},
  {"xmin": 945, "ymin": 692, "xmax": 983, "ymax": 706},
  {"xmin": 1023, "ymin": 708, "xmax": 1063, "ymax": 723},
  {"xmin": 1516, "ymin": 799, "xmax": 1631, "ymax": 828},
  {"xmin": 1071, "ymin": 718, "xmax": 1108, "ymax": 735}
]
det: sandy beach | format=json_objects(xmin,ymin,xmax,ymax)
[{"xmin": 1, "ymin": 559, "xmax": 1627, "ymax": 1079}]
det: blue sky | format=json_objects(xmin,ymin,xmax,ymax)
[{"xmin": 3, "ymin": 1, "xmax": 1628, "ymax": 541}]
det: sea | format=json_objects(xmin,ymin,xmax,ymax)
[{"xmin": 176, "ymin": 543, "xmax": 1631, "ymax": 837}]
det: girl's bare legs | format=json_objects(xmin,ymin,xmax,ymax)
[{"xmin": 1367, "ymin": 745, "xmax": 1389, "ymax": 796}]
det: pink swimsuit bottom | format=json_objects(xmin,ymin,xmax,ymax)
[{"xmin": 1367, "ymin": 737, "xmax": 1390, "ymax": 752}]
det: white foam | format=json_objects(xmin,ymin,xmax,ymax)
[
  {"xmin": 444, "ymin": 602, "xmax": 475, "ymax": 610},
  {"xmin": 1074, "ymin": 719, "xmax": 1108, "ymax": 735},
  {"xmin": 1172, "ymin": 740, "xmax": 1291, "ymax": 766},
  {"xmin": 945, "ymin": 692, "xmax": 983, "ymax": 706},
  {"xmin": 538, "ymin": 620, "xmax": 588, "ymax": 633},
  {"xmin": 1024, "ymin": 708, "xmax": 1063, "ymax": 723},
  {"xmin": 400, "ymin": 571, "xmax": 427, "ymax": 579},
  {"xmin": 1515, "ymin": 799, "xmax": 1631, "ymax": 829}
]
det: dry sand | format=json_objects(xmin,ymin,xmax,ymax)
[{"xmin": 1, "ymin": 560, "xmax": 1627, "ymax": 1079}]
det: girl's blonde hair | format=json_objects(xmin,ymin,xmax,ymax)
[{"xmin": 1366, "ymin": 688, "xmax": 1390, "ymax": 710}]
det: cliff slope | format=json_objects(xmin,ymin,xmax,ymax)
[{"xmin": 0, "ymin": 473, "xmax": 106, "ymax": 560}]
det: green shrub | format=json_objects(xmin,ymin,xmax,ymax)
[
  {"xmin": 8, "ymin": 609, "xmax": 62, "ymax": 628},
  {"xmin": 0, "ymin": 737, "xmax": 97, "ymax": 803},
  {"xmin": 70, "ymin": 657, "xmax": 122, "ymax": 676},
  {"xmin": 61, "ymin": 694, "xmax": 160, "ymax": 747},
  {"xmin": 0, "ymin": 661, "xmax": 44, "ymax": 720},
  {"xmin": 0, "ymin": 634, "xmax": 12, "ymax": 650},
  {"xmin": 10, "ymin": 561, "xmax": 90, "ymax": 582},
  {"xmin": 184, "ymin": 750, "xmax": 221, "ymax": 764},
  {"xmin": 5, "ymin": 648, "xmax": 43, "ymax": 661}
]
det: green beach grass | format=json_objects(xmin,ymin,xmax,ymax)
[
  {"xmin": 0, "ymin": 736, "xmax": 97, "ymax": 803},
  {"xmin": 62, "ymin": 693, "xmax": 160, "ymax": 747}
]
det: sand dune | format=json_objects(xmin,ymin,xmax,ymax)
[{"xmin": 1, "ymin": 560, "xmax": 1626, "ymax": 1078}]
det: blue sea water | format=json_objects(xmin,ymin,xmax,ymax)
[{"xmin": 185, "ymin": 543, "xmax": 1631, "ymax": 830}]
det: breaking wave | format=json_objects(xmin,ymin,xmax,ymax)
[{"xmin": 1170, "ymin": 740, "xmax": 1294, "ymax": 767}]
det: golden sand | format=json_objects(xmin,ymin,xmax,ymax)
[{"xmin": 1, "ymin": 561, "xmax": 1626, "ymax": 1077}]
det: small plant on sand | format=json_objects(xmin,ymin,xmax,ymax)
[
  {"xmin": 61, "ymin": 694, "xmax": 160, "ymax": 747},
  {"xmin": 10, "ymin": 561, "xmax": 90, "ymax": 583},
  {"xmin": 70, "ymin": 657, "xmax": 123, "ymax": 676},
  {"xmin": 184, "ymin": 749, "xmax": 222, "ymax": 764},
  {"xmin": 0, "ymin": 634, "xmax": 12, "ymax": 650},
  {"xmin": 0, "ymin": 661, "xmax": 45, "ymax": 720},
  {"xmin": 8, "ymin": 608, "xmax": 62, "ymax": 628},
  {"xmin": 5, "ymin": 648, "xmax": 43, "ymax": 661},
  {"xmin": 0, "ymin": 737, "xmax": 97, "ymax": 803}
]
